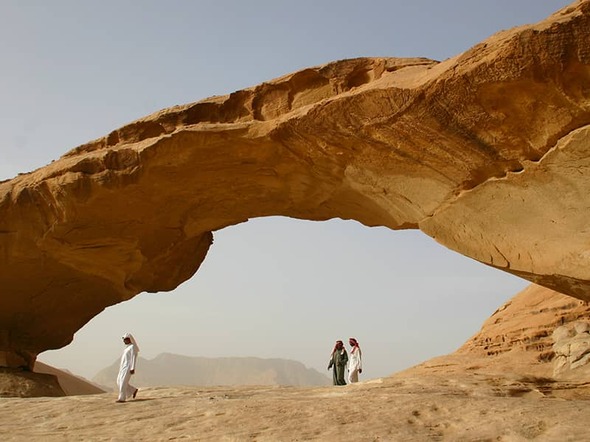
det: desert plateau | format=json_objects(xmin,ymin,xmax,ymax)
[{"xmin": 0, "ymin": 370, "xmax": 589, "ymax": 442}]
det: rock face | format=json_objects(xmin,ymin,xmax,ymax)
[
  {"xmin": 553, "ymin": 321, "xmax": 590, "ymax": 378},
  {"xmin": 0, "ymin": 368, "xmax": 65, "ymax": 398},
  {"xmin": 403, "ymin": 284, "xmax": 590, "ymax": 391},
  {"xmin": 456, "ymin": 284, "xmax": 590, "ymax": 377},
  {"xmin": 1, "ymin": 1, "xmax": 590, "ymax": 368}
]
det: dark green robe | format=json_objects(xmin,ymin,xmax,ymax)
[{"xmin": 328, "ymin": 349, "xmax": 348, "ymax": 385}]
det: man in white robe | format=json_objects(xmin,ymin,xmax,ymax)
[
  {"xmin": 116, "ymin": 333, "xmax": 139, "ymax": 402},
  {"xmin": 347, "ymin": 337, "xmax": 362, "ymax": 383}
]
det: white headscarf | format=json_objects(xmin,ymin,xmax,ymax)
[{"xmin": 122, "ymin": 332, "xmax": 140, "ymax": 352}]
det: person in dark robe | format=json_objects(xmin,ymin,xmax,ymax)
[{"xmin": 327, "ymin": 340, "xmax": 348, "ymax": 385}]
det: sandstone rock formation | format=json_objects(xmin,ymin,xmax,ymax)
[
  {"xmin": 396, "ymin": 284, "xmax": 590, "ymax": 401},
  {"xmin": 0, "ymin": 367, "xmax": 65, "ymax": 398},
  {"xmin": 456, "ymin": 284, "xmax": 590, "ymax": 377},
  {"xmin": 552, "ymin": 320, "xmax": 590, "ymax": 378},
  {"xmin": 1, "ymin": 361, "xmax": 103, "ymax": 398},
  {"xmin": 0, "ymin": 1, "xmax": 589, "ymax": 369}
]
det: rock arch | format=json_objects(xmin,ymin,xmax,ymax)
[{"xmin": 1, "ymin": 1, "xmax": 590, "ymax": 369}]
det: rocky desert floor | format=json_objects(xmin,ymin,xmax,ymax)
[{"xmin": 2, "ymin": 363, "xmax": 590, "ymax": 442}]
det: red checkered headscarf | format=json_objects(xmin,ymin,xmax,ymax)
[{"xmin": 332, "ymin": 340, "xmax": 344, "ymax": 355}]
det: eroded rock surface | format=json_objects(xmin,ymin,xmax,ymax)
[
  {"xmin": 553, "ymin": 321, "xmax": 590, "ymax": 377},
  {"xmin": 401, "ymin": 284, "xmax": 590, "ymax": 398},
  {"xmin": 456, "ymin": 284, "xmax": 590, "ymax": 377},
  {"xmin": 1, "ymin": 1, "xmax": 590, "ymax": 367}
]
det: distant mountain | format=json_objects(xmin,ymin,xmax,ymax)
[{"xmin": 93, "ymin": 353, "xmax": 330, "ymax": 388}]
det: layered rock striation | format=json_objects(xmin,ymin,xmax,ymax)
[
  {"xmin": 1, "ymin": 1, "xmax": 590, "ymax": 368},
  {"xmin": 458, "ymin": 284, "xmax": 590, "ymax": 375},
  {"xmin": 403, "ymin": 284, "xmax": 590, "ymax": 391}
]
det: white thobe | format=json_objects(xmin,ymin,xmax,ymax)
[
  {"xmin": 117, "ymin": 344, "xmax": 137, "ymax": 401},
  {"xmin": 348, "ymin": 347, "xmax": 362, "ymax": 383}
]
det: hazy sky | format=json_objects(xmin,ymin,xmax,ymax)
[{"xmin": 1, "ymin": 1, "xmax": 571, "ymax": 381}]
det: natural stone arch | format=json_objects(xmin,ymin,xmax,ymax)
[{"xmin": 1, "ymin": 1, "xmax": 589, "ymax": 369}]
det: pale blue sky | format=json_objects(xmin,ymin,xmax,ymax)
[{"xmin": 1, "ymin": 1, "xmax": 570, "ymax": 380}]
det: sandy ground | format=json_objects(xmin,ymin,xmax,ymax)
[
  {"xmin": 5, "ymin": 286, "xmax": 589, "ymax": 440},
  {"xmin": 2, "ymin": 366, "xmax": 590, "ymax": 442}
]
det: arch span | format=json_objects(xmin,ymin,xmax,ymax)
[{"xmin": 1, "ymin": 1, "xmax": 590, "ymax": 368}]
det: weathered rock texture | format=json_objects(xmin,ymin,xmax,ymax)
[
  {"xmin": 456, "ymin": 284, "xmax": 590, "ymax": 378},
  {"xmin": 400, "ymin": 284, "xmax": 590, "ymax": 401},
  {"xmin": 0, "ymin": 368, "xmax": 65, "ymax": 398},
  {"xmin": 1, "ymin": 1, "xmax": 589, "ymax": 368},
  {"xmin": 553, "ymin": 321, "xmax": 590, "ymax": 377}
]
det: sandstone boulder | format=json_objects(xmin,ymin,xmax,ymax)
[
  {"xmin": 553, "ymin": 321, "xmax": 590, "ymax": 377},
  {"xmin": 1, "ymin": 1, "xmax": 589, "ymax": 368}
]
